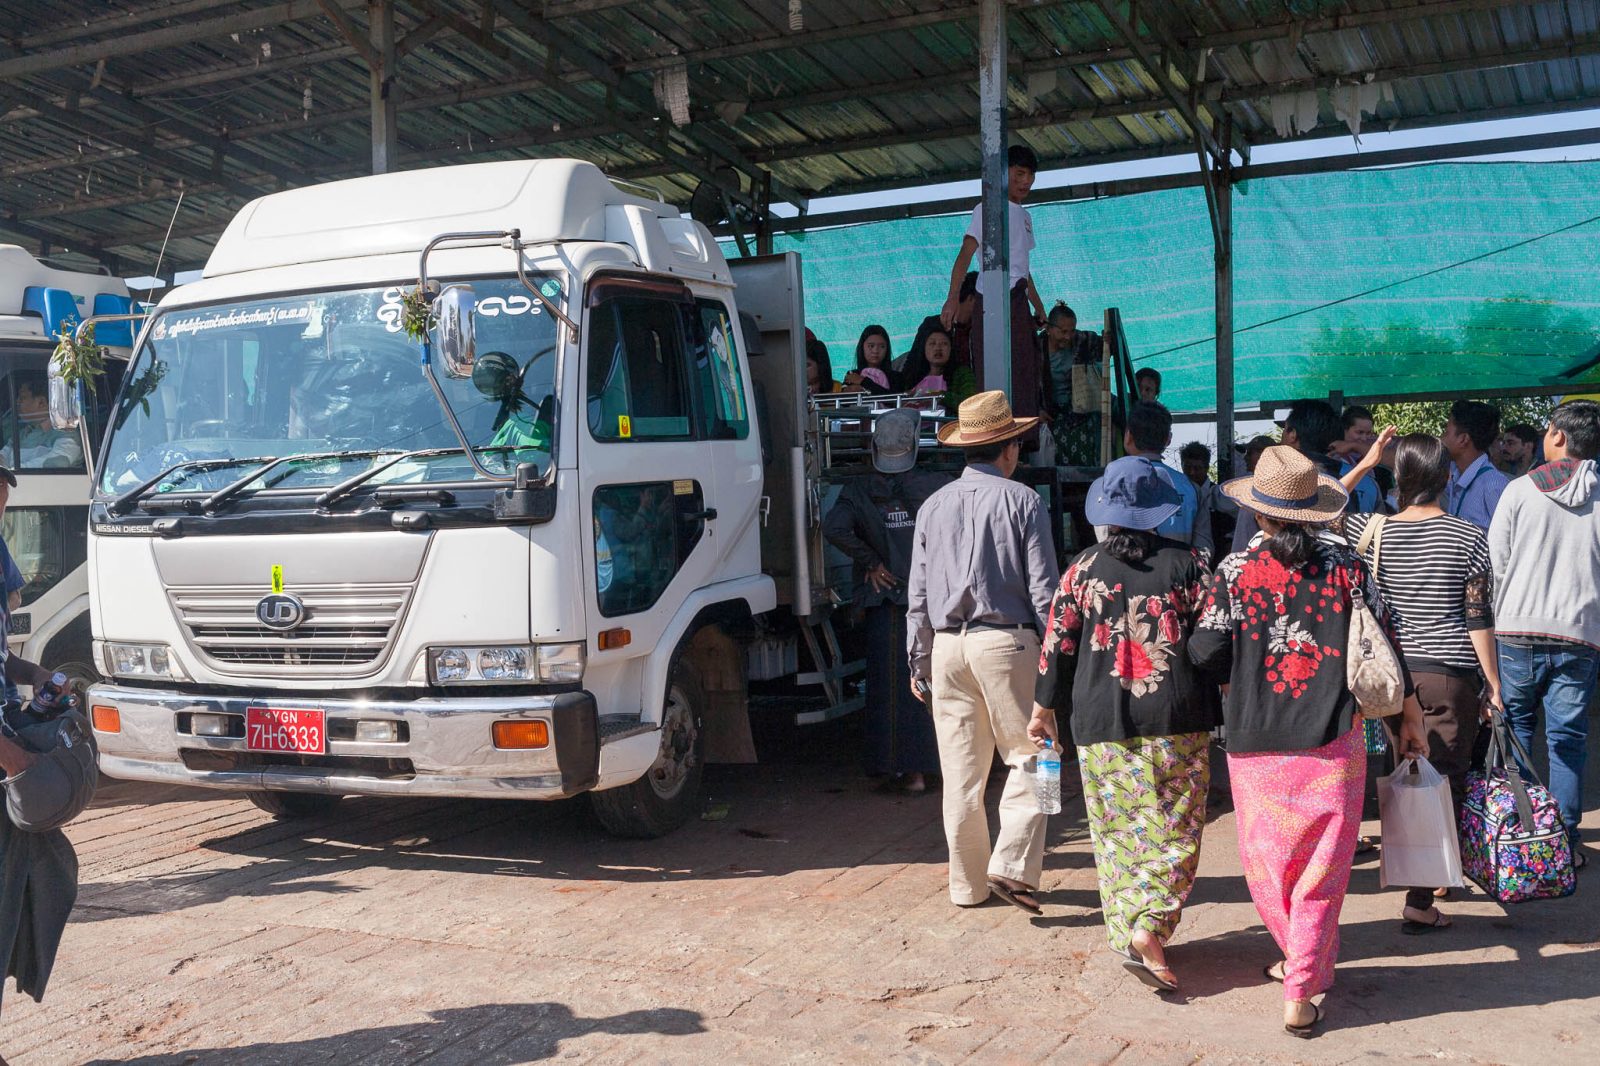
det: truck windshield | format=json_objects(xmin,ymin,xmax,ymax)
[{"xmin": 96, "ymin": 278, "xmax": 561, "ymax": 497}]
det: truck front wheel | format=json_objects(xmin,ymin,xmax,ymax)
[
  {"xmin": 590, "ymin": 660, "xmax": 705, "ymax": 839},
  {"xmin": 246, "ymin": 791, "xmax": 342, "ymax": 819}
]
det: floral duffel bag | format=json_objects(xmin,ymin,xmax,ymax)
[{"xmin": 1459, "ymin": 715, "xmax": 1576, "ymax": 904}]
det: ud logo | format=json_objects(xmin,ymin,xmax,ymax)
[{"xmin": 256, "ymin": 593, "xmax": 306, "ymax": 631}]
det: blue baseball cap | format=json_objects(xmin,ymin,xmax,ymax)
[{"xmin": 1085, "ymin": 456, "xmax": 1182, "ymax": 530}]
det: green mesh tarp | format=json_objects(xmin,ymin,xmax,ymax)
[{"xmin": 762, "ymin": 161, "xmax": 1600, "ymax": 412}]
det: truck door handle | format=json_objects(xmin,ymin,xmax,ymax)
[{"xmin": 683, "ymin": 508, "xmax": 717, "ymax": 522}]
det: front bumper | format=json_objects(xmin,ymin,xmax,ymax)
[{"xmin": 87, "ymin": 683, "xmax": 600, "ymax": 800}]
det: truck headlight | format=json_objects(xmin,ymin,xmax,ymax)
[
  {"xmin": 426, "ymin": 643, "xmax": 584, "ymax": 685},
  {"xmin": 103, "ymin": 641, "xmax": 186, "ymax": 680}
]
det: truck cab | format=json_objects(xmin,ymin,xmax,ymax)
[
  {"xmin": 81, "ymin": 160, "xmax": 785, "ymax": 836},
  {"xmin": 0, "ymin": 245, "xmax": 136, "ymax": 688}
]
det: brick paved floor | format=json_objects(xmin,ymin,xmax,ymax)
[{"xmin": 4, "ymin": 722, "xmax": 1597, "ymax": 1065}]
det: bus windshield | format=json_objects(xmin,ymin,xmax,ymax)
[{"xmin": 97, "ymin": 278, "xmax": 562, "ymax": 498}]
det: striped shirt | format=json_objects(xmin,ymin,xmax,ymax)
[{"xmin": 1344, "ymin": 512, "xmax": 1494, "ymax": 673}]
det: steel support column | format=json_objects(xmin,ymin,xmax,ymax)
[
  {"xmin": 1211, "ymin": 166, "xmax": 1234, "ymax": 479},
  {"xmin": 369, "ymin": 0, "xmax": 398, "ymax": 174},
  {"xmin": 977, "ymin": 0, "xmax": 1010, "ymax": 399}
]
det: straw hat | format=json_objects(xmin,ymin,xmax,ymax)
[
  {"xmin": 1220, "ymin": 445, "xmax": 1349, "ymax": 523},
  {"xmin": 935, "ymin": 390, "xmax": 1042, "ymax": 447}
]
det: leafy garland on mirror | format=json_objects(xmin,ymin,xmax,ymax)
[
  {"xmin": 399, "ymin": 286, "xmax": 432, "ymax": 342},
  {"xmin": 52, "ymin": 320, "xmax": 107, "ymax": 396}
]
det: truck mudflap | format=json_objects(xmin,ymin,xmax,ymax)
[
  {"xmin": 85, "ymin": 683, "xmax": 603, "ymax": 801},
  {"xmin": 549, "ymin": 691, "xmax": 600, "ymax": 794}
]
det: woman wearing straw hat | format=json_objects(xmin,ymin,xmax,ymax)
[
  {"xmin": 907, "ymin": 391, "xmax": 1059, "ymax": 914},
  {"xmin": 1029, "ymin": 456, "xmax": 1218, "ymax": 993},
  {"xmin": 1189, "ymin": 446, "xmax": 1428, "ymax": 1037}
]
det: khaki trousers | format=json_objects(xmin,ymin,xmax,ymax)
[{"xmin": 930, "ymin": 627, "xmax": 1047, "ymax": 904}]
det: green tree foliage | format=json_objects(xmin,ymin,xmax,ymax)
[{"xmin": 1371, "ymin": 396, "xmax": 1557, "ymax": 437}]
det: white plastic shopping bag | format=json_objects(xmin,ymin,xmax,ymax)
[{"xmin": 1377, "ymin": 757, "xmax": 1464, "ymax": 889}]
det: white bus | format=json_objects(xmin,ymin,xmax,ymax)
[{"xmin": 0, "ymin": 245, "xmax": 135, "ymax": 688}]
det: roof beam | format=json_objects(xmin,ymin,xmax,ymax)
[
  {"xmin": 314, "ymin": 0, "xmax": 380, "ymax": 67},
  {"xmin": 0, "ymin": 85, "xmax": 269, "ymax": 204},
  {"xmin": 16, "ymin": 0, "xmax": 263, "ymax": 50},
  {"xmin": 541, "ymin": 0, "xmax": 635, "ymax": 16},
  {"xmin": 496, "ymin": 0, "xmax": 808, "ymax": 211},
  {"xmin": 15, "ymin": 15, "xmax": 1596, "ymax": 194},
  {"xmin": 65, "ymin": 111, "xmax": 1600, "ymax": 256},
  {"xmin": 1091, "ymin": 0, "xmax": 1224, "ymax": 165},
  {"xmin": 619, "ymin": 1, "xmax": 1073, "ymax": 74},
  {"xmin": 770, "ymin": 112, "xmax": 1600, "ymax": 216},
  {"xmin": 0, "ymin": 0, "xmax": 367, "ymax": 82}
]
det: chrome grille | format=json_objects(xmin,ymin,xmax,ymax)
[{"xmin": 170, "ymin": 584, "xmax": 412, "ymax": 677}]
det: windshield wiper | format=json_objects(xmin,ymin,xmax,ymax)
[
  {"xmin": 315, "ymin": 445, "xmax": 534, "ymax": 510},
  {"xmin": 108, "ymin": 456, "xmax": 277, "ymax": 516},
  {"xmin": 201, "ymin": 449, "xmax": 405, "ymax": 513}
]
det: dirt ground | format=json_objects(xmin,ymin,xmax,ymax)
[{"xmin": 4, "ymin": 717, "xmax": 1597, "ymax": 1065}]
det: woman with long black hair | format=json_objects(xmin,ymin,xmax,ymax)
[
  {"xmin": 1189, "ymin": 446, "xmax": 1428, "ymax": 1037},
  {"xmin": 1345, "ymin": 433, "xmax": 1502, "ymax": 932},
  {"xmin": 842, "ymin": 324, "xmax": 895, "ymax": 395}
]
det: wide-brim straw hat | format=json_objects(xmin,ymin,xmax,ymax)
[
  {"xmin": 936, "ymin": 390, "xmax": 1042, "ymax": 447},
  {"xmin": 1220, "ymin": 445, "xmax": 1349, "ymax": 523}
]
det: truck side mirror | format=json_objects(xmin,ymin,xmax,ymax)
[
  {"xmin": 47, "ymin": 359, "xmax": 80, "ymax": 431},
  {"xmin": 435, "ymin": 284, "xmax": 478, "ymax": 379}
]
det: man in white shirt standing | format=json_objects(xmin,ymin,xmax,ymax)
[
  {"xmin": 1444, "ymin": 399, "xmax": 1511, "ymax": 531},
  {"xmin": 940, "ymin": 144, "xmax": 1048, "ymax": 418}
]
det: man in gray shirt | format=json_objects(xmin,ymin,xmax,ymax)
[{"xmin": 908, "ymin": 391, "xmax": 1059, "ymax": 914}]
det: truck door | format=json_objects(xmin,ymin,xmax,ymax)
[{"xmin": 579, "ymin": 276, "xmax": 728, "ymax": 717}]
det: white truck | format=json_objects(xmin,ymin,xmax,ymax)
[
  {"xmin": 0, "ymin": 245, "xmax": 137, "ymax": 688},
  {"xmin": 66, "ymin": 159, "xmax": 891, "ymax": 837}
]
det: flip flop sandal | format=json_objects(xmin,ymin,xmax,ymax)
[
  {"xmin": 1119, "ymin": 952, "xmax": 1178, "ymax": 993},
  {"xmin": 1285, "ymin": 1002, "xmax": 1323, "ymax": 1039},
  {"xmin": 1354, "ymin": 837, "xmax": 1379, "ymax": 855},
  {"xmin": 1401, "ymin": 909, "xmax": 1452, "ymax": 935},
  {"xmin": 1263, "ymin": 960, "xmax": 1286, "ymax": 983},
  {"xmin": 987, "ymin": 879, "xmax": 1042, "ymax": 915},
  {"xmin": 1433, "ymin": 887, "xmax": 1452, "ymax": 900}
]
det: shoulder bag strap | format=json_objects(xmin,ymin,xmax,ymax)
[{"xmin": 1353, "ymin": 514, "xmax": 1387, "ymax": 575}]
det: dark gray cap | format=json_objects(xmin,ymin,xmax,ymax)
[{"xmin": 872, "ymin": 408, "xmax": 921, "ymax": 474}]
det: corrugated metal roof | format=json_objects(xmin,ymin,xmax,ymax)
[{"xmin": 2, "ymin": 0, "xmax": 1598, "ymax": 272}]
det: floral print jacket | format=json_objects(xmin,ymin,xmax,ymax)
[
  {"xmin": 1035, "ymin": 539, "xmax": 1220, "ymax": 746},
  {"xmin": 1188, "ymin": 537, "xmax": 1413, "ymax": 754}
]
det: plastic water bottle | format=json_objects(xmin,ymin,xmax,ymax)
[
  {"xmin": 26, "ymin": 672, "xmax": 75, "ymax": 720},
  {"xmin": 1035, "ymin": 739, "xmax": 1062, "ymax": 815}
]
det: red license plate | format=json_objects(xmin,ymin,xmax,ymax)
[{"xmin": 244, "ymin": 707, "xmax": 326, "ymax": 754}]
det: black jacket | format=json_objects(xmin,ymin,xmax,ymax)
[{"xmin": 1035, "ymin": 538, "xmax": 1219, "ymax": 745}]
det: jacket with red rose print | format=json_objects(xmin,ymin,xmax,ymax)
[
  {"xmin": 1035, "ymin": 538, "xmax": 1220, "ymax": 745},
  {"xmin": 1188, "ymin": 538, "xmax": 1413, "ymax": 754}
]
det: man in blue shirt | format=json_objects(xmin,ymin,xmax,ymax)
[
  {"xmin": 1445, "ymin": 399, "xmax": 1511, "ymax": 531},
  {"xmin": 0, "ymin": 478, "xmax": 24, "ymax": 706},
  {"xmin": 1092, "ymin": 401, "xmax": 1209, "ymax": 561}
]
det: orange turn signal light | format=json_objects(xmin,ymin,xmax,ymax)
[
  {"xmin": 492, "ymin": 720, "xmax": 549, "ymax": 750},
  {"xmin": 91, "ymin": 705, "xmax": 122, "ymax": 734},
  {"xmin": 598, "ymin": 627, "xmax": 631, "ymax": 650}
]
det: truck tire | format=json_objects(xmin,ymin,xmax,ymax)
[
  {"xmin": 590, "ymin": 658, "xmax": 705, "ymax": 839},
  {"xmin": 42, "ymin": 620, "xmax": 101, "ymax": 694},
  {"xmin": 246, "ymin": 791, "xmax": 342, "ymax": 819}
]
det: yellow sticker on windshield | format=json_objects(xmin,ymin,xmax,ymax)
[
  {"xmin": 271, "ymin": 565, "xmax": 284, "ymax": 594},
  {"xmin": 618, "ymin": 415, "xmax": 632, "ymax": 438}
]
